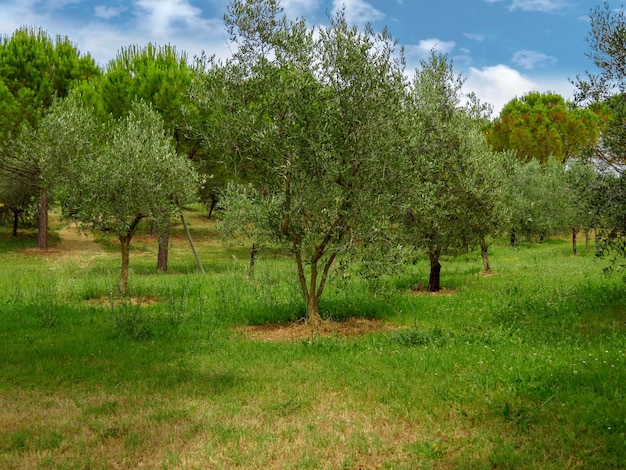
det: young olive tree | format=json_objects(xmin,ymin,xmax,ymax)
[
  {"xmin": 37, "ymin": 97, "xmax": 198, "ymax": 294},
  {"xmin": 196, "ymin": 0, "xmax": 407, "ymax": 322},
  {"xmin": 563, "ymin": 157, "xmax": 604, "ymax": 255},
  {"xmin": 400, "ymin": 53, "xmax": 509, "ymax": 290},
  {"xmin": 96, "ymin": 44, "xmax": 199, "ymax": 272},
  {"xmin": 508, "ymin": 157, "xmax": 571, "ymax": 244}
]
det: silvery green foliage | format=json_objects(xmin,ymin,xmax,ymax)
[
  {"xmin": 401, "ymin": 52, "xmax": 510, "ymax": 254},
  {"xmin": 39, "ymin": 97, "xmax": 198, "ymax": 236},
  {"xmin": 201, "ymin": 0, "xmax": 408, "ymax": 319}
]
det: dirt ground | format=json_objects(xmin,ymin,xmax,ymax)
[{"xmin": 235, "ymin": 317, "xmax": 403, "ymax": 342}]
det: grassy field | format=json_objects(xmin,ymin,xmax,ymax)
[{"xmin": 1, "ymin": 210, "xmax": 625, "ymax": 469}]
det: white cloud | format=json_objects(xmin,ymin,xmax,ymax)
[
  {"xmin": 332, "ymin": 0, "xmax": 385, "ymax": 26},
  {"xmin": 94, "ymin": 5, "xmax": 125, "ymax": 20},
  {"xmin": 464, "ymin": 64, "xmax": 574, "ymax": 116},
  {"xmin": 404, "ymin": 38, "xmax": 456, "ymax": 60},
  {"xmin": 464, "ymin": 65, "xmax": 538, "ymax": 115},
  {"xmin": 509, "ymin": 0, "xmax": 568, "ymax": 13},
  {"xmin": 511, "ymin": 49, "xmax": 557, "ymax": 69},
  {"xmin": 134, "ymin": 0, "xmax": 220, "ymax": 37},
  {"xmin": 464, "ymin": 33, "xmax": 486, "ymax": 42},
  {"xmin": 281, "ymin": 0, "xmax": 320, "ymax": 19},
  {"xmin": 0, "ymin": 1, "xmax": 47, "ymax": 34}
]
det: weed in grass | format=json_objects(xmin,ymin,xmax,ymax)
[
  {"xmin": 35, "ymin": 430, "xmax": 64, "ymax": 451},
  {"xmin": 109, "ymin": 298, "xmax": 153, "ymax": 340},
  {"xmin": 390, "ymin": 326, "xmax": 447, "ymax": 347},
  {"xmin": 406, "ymin": 438, "xmax": 445, "ymax": 459},
  {"xmin": 1, "ymin": 430, "xmax": 31, "ymax": 453}
]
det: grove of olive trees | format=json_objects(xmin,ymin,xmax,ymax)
[{"xmin": 0, "ymin": 0, "xmax": 624, "ymax": 307}]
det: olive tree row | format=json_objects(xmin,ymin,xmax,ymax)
[{"xmin": 191, "ymin": 0, "xmax": 511, "ymax": 321}]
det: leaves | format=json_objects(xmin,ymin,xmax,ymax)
[{"xmin": 486, "ymin": 92, "xmax": 603, "ymax": 164}]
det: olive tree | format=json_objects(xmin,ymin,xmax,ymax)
[
  {"xmin": 36, "ymin": 97, "xmax": 198, "ymax": 294},
  {"xmin": 400, "ymin": 53, "xmax": 509, "ymax": 290},
  {"xmin": 71, "ymin": 43, "xmax": 201, "ymax": 273},
  {"xmin": 194, "ymin": 0, "xmax": 407, "ymax": 322}
]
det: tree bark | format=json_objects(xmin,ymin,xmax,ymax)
[
  {"xmin": 306, "ymin": 293, "xmax": 322, "ymax": 327},
  {"xmin": 294, "ymin": 248, "xmax": 322, "ymax": 326},
  {"xmin": 118, "ymin": 215, "xmax": 142, "ymax": 296},
  {"xmin": 510, "ymin": 229, "xmax": 516, "ymax": 247},
  {"xmin": 480, "ymin": 235, "xmax": 491, "ymax": 273},
  {"xmin": 37, "ymin": 188, "xmax": 48, "ymax": 250},
  {"xmin": 156, "ymin": 228, "xmax": 169, "ymax": 273},
  {"xmin": 248, "ymin": 242, "xmax": 258, "ymax": 279},
  {"xmin": 207, "ymin": 191, "xmax": 218, "ymax": 219},
  {"xmin": 428, "ymin": 246, "xmax": 442, "ymax": 292},
  {"xmin": 572, "ymin": 228, "xmax": 578, "ymax": 256},
  {"xmin": 119, "ymin": 235, "xmax": 131, "ymax": 295}
]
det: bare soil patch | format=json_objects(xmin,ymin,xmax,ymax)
[
  {"xmin": 84, "ymin": 296, "xmax": 160, "ymax": 308},
  {"xmin": 236, "ymin": 317, "xmax": 403, "ymax": 342}
]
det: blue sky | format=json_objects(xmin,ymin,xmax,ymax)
[{"xmin": 0, "ymin": 0, "xmax": 616, "ymax": 115}]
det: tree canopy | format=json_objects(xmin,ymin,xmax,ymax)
[
  {"xmin": 195, "ymin": 0, "xmax": 407, "ymax": 322},
  {"xmin": 33, "ymin": 97, "xmax": 199, "ymax": 294},
  {"xmin": 573, "ymin": 1, "xmax": 626, "ymax": 268},
  {"xmin": 0, "ymin": 27, "xmax": 100, "ymax": 249},
  {"xmin": 486, "ymin": 91, "xmax": 603, "ymax": 164}
]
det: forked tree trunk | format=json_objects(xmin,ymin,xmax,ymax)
[
  {"xmin": 207, "ymin": 192, "xmax": 218, "ymax": 220},
  {"xmin": 572, "ymin": 228, "xmax": 578, "ymax": 256},
  {"xmin": 428, "ymin": 246, "xmax": 442, "ymax": 293},
  {"xmin": 37, "ymin": 188, "xmax": 48, "ymax": 250},
  {"xmin": 295, "ymin": 248, "xmax": 335, "ymax": 326},
  {"xmin": 306, "ymin": 294, "xmax": 322, "ymax": 326},
  {"xmin": 480, "ymin": 235, "xmax": 491, "ymax": 273}
]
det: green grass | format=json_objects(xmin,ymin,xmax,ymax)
[{"xmin": 0, "ymin": 215, "xmax": 625, "ymax": 468}]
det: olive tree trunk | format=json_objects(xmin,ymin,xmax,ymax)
[
  {"xmin": 480, "ymin": 235, "xmax": 491, "ymax": 273},
  {"xmin": 294, "ymin": 247, "xmax": 336, "ymax": 325},
  {"xmin": 428, "ymin": 246, "xmax": 442, "ymax": 292},
  {"xmin": 248, "ymin": 242, "xmax": 258, "ymax": 279},
  {"xmin": 156, "ymin": 226, "xmax": 169, "ymax": 273},
  {"xmin": 118, "ymin": 215, "xmax": 143, "ymax": 295},
  {"xmin": 11, "ymin": 208, "xmax": 20, "ymax": 237}
]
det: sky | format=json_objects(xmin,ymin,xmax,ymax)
[{"xmin": 0, "ymin": 0, "xmax": 618, "ymax": 115}]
